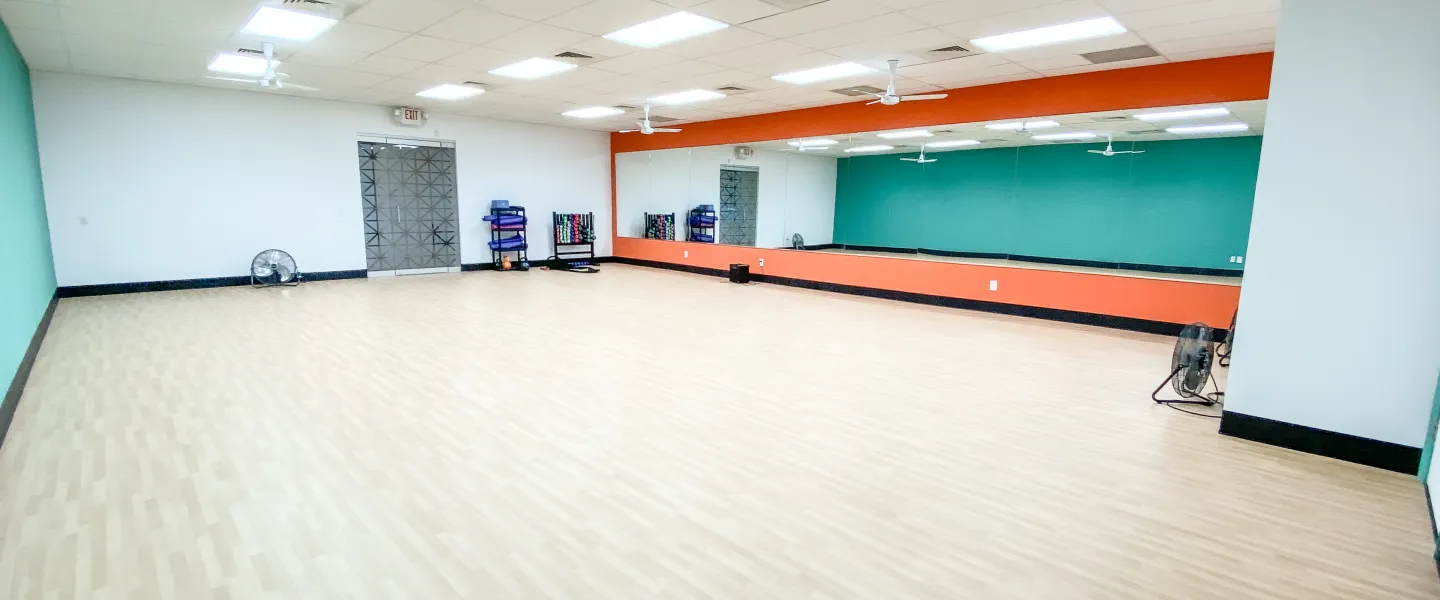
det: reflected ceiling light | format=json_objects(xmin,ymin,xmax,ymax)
[
  {"xmin": 241, "ymin": 6, "xmax": 338, "ymax": 41},
  {"xmin": 877, "ymin": 129, "xmax": 933, "ymax": 139},
  {"xmin": 649, "ymin": 89, "xmax": 725, "ymax": 105},
  {"xmin": 789, "ymin": 139, "xmax": 838, "ymax": 147},
  {"xmin": 490, "ymin": 58, "xmax": 577, "ymax": 80},
  {"xmin": 844, "ymin": 145, "xmax": 894, "ymax": 153},
  {"xmin": 603, "ymin": 12, "xmax": 728, "ymax": 48},
  {"xmin": 416, "ymin": 84, "xmax": 485, "ymax": 100},
  {"xmin": 971, "ymin": 17, "xmax": 1127, "ymax": 53},
  {"xmin": 1167, "ymin": 123, "xmax": 1250, "ymax": 134},
  {"xmin": 926, "ymin": 139, "xmax": 981, "ymax": 148},
  {"xmin": 772, "ymin": 62, "xmax": 875, "ymax": 85},
  {"xmin": 1033, "ymin": 132, "xmax": 1097, "ymax": 141},
  {"xmin": 208, "ymin": 53, "xmax": 272, "ymax": 76},
  {"xmin": 562, "ymin": 106, "xmax": 626, "ymax": 118},
  {"xmin": 1135, "ymin": 107, "xmax": 1231, "ymax": 121},
  {"xmin": 986, "ymin": 120, "xmax": 1059, "ymax": 130}
]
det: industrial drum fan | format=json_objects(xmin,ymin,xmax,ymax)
[
  {"xmin": 791, "ymin": 233, "xmax": 805, "ymax": 250},
  {"xmin": 251, "ymin": 249, "xmax": 301, "ymax": 287},
  {"xmin": 1152, "ymin": 322, "xmax": 1224, "ymax": 414}
]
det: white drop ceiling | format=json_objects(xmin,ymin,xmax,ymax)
[
  {"xmin": 735, "ymin": 99, "xmax": 1265, "ymax": 156},
  {"xmin": 1, "ymin": 0, "xmax": 1278, "ymax": 131}
]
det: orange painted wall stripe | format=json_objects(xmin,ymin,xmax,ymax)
[{"xmin": 615, "ymin": 238, "xmax": 1239, "ymax": 327}]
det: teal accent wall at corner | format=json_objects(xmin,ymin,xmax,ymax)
[
  {"xmin": 0, "ymin": 21, "xmax": 56, "ymax": 393},
  {"xmin": 833, "ymin": 136, "xmax": 1262, "ymax": 270}
]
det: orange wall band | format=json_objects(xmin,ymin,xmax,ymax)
[{"xmin": 609, "ymin": 54, "xmax": 1271, "ymax": 327}]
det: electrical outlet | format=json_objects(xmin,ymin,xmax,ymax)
[
  {"xmin": 1229, "ymin": 256, "xmax": 1236, "ymax": 263},
  {"xmin": 989, "ymin": 280, "xmax": 998, "ymax": 291},
  {"xmin": 684, "ymin": 250, "xmax": 689, "ymax": 258},
  {"xmin": 758, "ymin": 258, "xmax": 764, "ymax": 267},
  {"xmin": 1236, "ymin": 256, "xmax": 1244, "ymax": 264}
]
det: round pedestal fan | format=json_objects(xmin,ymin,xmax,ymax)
[
  {"xmin": 791, "ymin": 233, "xmax": 805, "ymax": 250},
  {"xmin": 251, "ymin": 249, "xmax": 301, "ymax": 287},
  {"xmin": 1152, "ymin": 322, "xmax": 1224, "ymax": 415}
]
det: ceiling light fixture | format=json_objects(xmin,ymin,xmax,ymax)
[
  {"xmin": 971, "ymin": 17, "xmax": 1127, "ymax": 53},
  {"xmin": 489, "ymin": 58, "xmax": 577, "ymax": 80},
  {"xmin": 844, "ymin": 145, "xmax": 895, "ymax": 153},
  {"xmin": 1135, "ymin": 107, "xmax": 1231, "ymax": 121},
  {"xmin": 985, "ymin": 120, "xmax": 1059, "ymax": 130},
  {"xmin": 877, "ymin": 129, "xmax": 933, "ymax": 139},
  {"xmin": 603, "ymin": 12, "xmax": 728, "ymax": 48},
  {"xmin": 1032, "ymin": 132, "xmax": 1097, "ymax": 141},
  {"xmin": 240, "ymin": 6, "xmax": 338, "ymax": 42},
  {"xmin": 772, "ymin": 62, "xmax": 875, "ymax": 85},
  {"xmin": 208, "ymin": 53, "xmax": 272, "ymax": 77},
  {"xmin": 649, "ymin": 89, "xmax": 725, "ymax": 105},
  {"xmin": 1167, "ymin": 123, "xmax": 1250, "ymax": 134},
  {"xmin": 789, "ymin": 139, "xmax": 838, "ymax": 147},
  {"xmin": 416, "ymin": 84, "xmax": 485, "ymax": 100},
  {"xmin": 926, "ymin": 139, "xmax": 982, "ymax": 148},
  {"xmin": 562, "ymin": 106, "xmax": 626, "ymax": 119}
]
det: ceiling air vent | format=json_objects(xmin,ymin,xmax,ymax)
[
  {"xmin": 1127, "ymin": 129, "xmax": 1165, "ymax": 135},
  {"xmin": 979, "ymin": 138, "xmax": 1008, "ymax": 143},
  {"xmin": 930, "ymin": 45, "xmax": 970, "ymax": 53},
  {"xmin": 1091, "ymin": 115, "xmax": 1130, "ymax": 122},
  {"xmin": 648, "ymin": 115, "xmax": 680, "ymax": 123},
  {"xmin": 830, "ymin": 85, "xmax": 884, "ymax": 97},
  {"xmin": 555, "ymin": 51, "xmax": 592, "ymax": 59},
  {"xmin": 284, "ymin": 0, "xmax": 332, "ymax": 5},
  {"xmin": 1081, "ymin": 45, "xmax": 1160, "ymax": 64},
  {"xmin": 716, "ymin": 85, "xmax": 752, "ymax": 93},
  {"xmin": 237, "ymin": 47, "xmax": 265, "ymax": 55},
  {"xmin": 614, "ymin": 104, "xmax": 639, "ymax": 110}
]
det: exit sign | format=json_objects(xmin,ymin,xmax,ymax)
[{"xmin": 393, "ymin": 106, "xmax": 427, "ymax": 127}]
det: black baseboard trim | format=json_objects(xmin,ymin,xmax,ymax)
[
  {"xmin": 463, "ymin": 257, "xmax": 616, "ymax": 272},
  {"xmin": 2, "ymin": 292, "xmax": 59, "ymax": 449},
  {"xmin": 58, "ymin": 269, "xmax": 370, "ymax": 298},
  {"xmin": 611, "ymin": 257, "xmax": 1228, "ymax": 341},
  {"xmin": 797, "ymin": 243, "xmax": 841, "ymax": 251},
  {"xmin": 1219, "ymin": 411, "xmax": 1421, "ymax": 474},
  {"xmin": 825, "ymin": 244, "xmax": 1245, "ymax": 278}
]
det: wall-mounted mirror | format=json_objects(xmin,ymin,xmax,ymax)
[{"xmin": 615, "ymin": 100, "xmax": 1265, "ymax": 282}]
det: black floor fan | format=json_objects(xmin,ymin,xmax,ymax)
[
  {"xmin": 1152, "ymin": 322, "xmax": 1224, "ymax": 413},
  {"xmin": 1216, "ymin": 309, "xmax": 1236, "ymax": 367}
]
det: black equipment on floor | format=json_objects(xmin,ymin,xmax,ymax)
[
  {"xmin": 251, "ymin": 249, "xmax": 300, "ymax": 287},
  {"xmin": 728, "ymin": 264, "xmax": 750, "ymax": 284},
  {"xmin": 1217, "ymin": 309, "xmax": 1236, "ymax": 367},
  {"xmin": 791, "ymin": 233, "xmax": 805, "ymax": 250},
  {"xmin": 486, "ymin": 202, "xmax": 528, "ymax": 269},
  {"xmin": 1152, "ymin": 322, "xmax": 1224, "ymax": 416}
]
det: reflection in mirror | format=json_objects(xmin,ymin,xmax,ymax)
[{"xmin": 616, "ymin": 100, "xmax": 1264, "ymax": 284}]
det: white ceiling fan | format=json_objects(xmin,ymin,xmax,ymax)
[
  {"xmin": 1087, "ymin": 133, "xmax": 1145, "ymax": 157},
  {"xmin": 868, "ymin": 59, "xmax": 948, "ymax": 106},
  {"xmin": 619, "ymin": 104, "xmax": 681, "ymax": 134},
  {"xmin": 899, "ymin": 144, "xmax": 936, "ymax": 164},
  {"xmin": 206, "ymin": 42, "xmax": 318, "ymax": 92}
]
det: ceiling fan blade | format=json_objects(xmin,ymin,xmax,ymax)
[
  {"xmin": 1086, "ymin": 150, "xmax": 1106, "ymax": 154},
  {"xmin": 285, "ymin": 83, "xmax": 320, "ymax": 92},
  {"xmin": 205, "ymin": 76, "xmax": 262, "ymax": 84},
  {"xmin": 866, "ymin": 99, "xmax": 882, "ymax": 105},
  {"xmin": 652, "ymin": 128, "xmax": 683, "ymax": 133},
  {"xmin": 899, "ymin": 158, "xmax": 919, "ymax": 162},
  {"xmin": 618, "ymin": 129, "xmax": 641, "ymax": 133},
  {"xmin": 900, "ymin": 94, "xmax": 948, "ymax": 101}
]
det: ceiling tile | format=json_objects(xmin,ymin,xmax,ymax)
[
  {"xmin": 565, "ymin": 36, "xmax": 640, "ymax": 59},
  {"xmin": 1096, "ymin": 0, "xmax": 1192, "ymax": 12},
  {"xmin": 1162, "ymin": 42, "xmax": 1272, "ymax": 63},
  {"xmin": 1015, "ymin": 54, "xmax": 1090, "ymax": 71},
  {"xmin": 1136, "ymin": 10, "xmax": 1277, "ymax": 43},
  {"xmin": 742, "ymin": 0, "xmax": 891, "ymax": 38},
  {"xmin": 378, "ymin": 35, "xmax": 470, "ymax": 62},
  {"xmin": 1037, "ymin": 54, "xmax": 1166, "ymax": 76},
  {"xmin": 937, "ymin": 0, "xmax": 1114, "ymax": 41},
  {"xmin": 545, "ymin": 0, "xmax": 677, "ymax": 36},
  {"xmin": 689, "ymin": 0, "xmax": 784, "ymax": 24},
  {"xmin": 661, "ymin": 26, "xmax": 773, "ymax": 59},
  {"xmin": 485, "ymin": 23, "xmax": 592, "ymax": 55},
  {"xmin": 310, "ymin": 22, "xmax": 411, "ymax": 53},
  {"xmin": 706, "ymin": 39, "xmax": 812, "ymax": 68},
  {"xmin": 280, "ymin": 65, "xmax": 393, "ymax": 89},
  {"xmin": 7, "ymin": 26, "xmax": 67, "ymax": 57},
  {"xmin": 1150, "ymin": 28, "xmax": 1274, "ymax": 55},
  {"xmin": 405, "ymin": 63, "xmax": 493, "ymax": 85},
  {"xmin": 895, "ymin": 53, "xmax": 1010, "ymax": 78},
  {"xmin": 789, "ymin": 12, "xmax": 929, "ymax": 50},
  {"xmin": 643, "ymin": 59, "xmax": 729, "ymax": 80},
  {"xmin": 549, "ymin": 67, "xmax": 621, "ymax": 86},
  {"xmin": 439, "ymin": 45, "xmax": 527, "ymax": 72},
  {"xmin": 480, "ymin": 0, "xmax": 593, "ymax": 22},
  {"xmin": 1116, "ymin": 0, "xmax": 1280, "ymax": 30},
  {"xmin": 289, "ymin": 47, "xmax": 372, "ymax": 69},
  {"xmin": 996, "ymin": 32, "xmax": 1148, "ymax": 62},
  {"xmin": 419, "ymin": 9, "xmax": 532, "ymax": 44},
  {"xmin": 902, "ymin": 0, "xmax": 1067, "ymax": 28},
  {"xmin": 825, "ymin": 28, "xmax": 957, "ymax": 61},
  {"xmin": 1, "ymin": 1, "xmax": 62, "ymax": 31},
  {"xmin": 351, "ymin": 54, "xmax": 427, "ymax": 76},
  {"xmin": 345, "ymin": 0, "xmax": 472, "ymax": 33},
  {"xmin": 589, "ymin": 50, "xmax": 688, "ymax": 74}
]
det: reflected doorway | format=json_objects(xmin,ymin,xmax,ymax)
[{"xmin": 718, "ymin": 166, "xmax": 758, "ymax": 246}]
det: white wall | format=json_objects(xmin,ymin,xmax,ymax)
[
  {"xmin": 615, "ymin": 146, "xmax": 835, "ymax": 248},
  {"xmin": 33, "ymin": 73, "xmax": 612, "ymax": 286},
  {"xmin": 1225, "ymin": 0, "xmax": 1440, "ymax": 447}
]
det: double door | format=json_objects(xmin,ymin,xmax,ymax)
[{"xmin": 358, "ymin": 139, "xmax": 459, "ymax": 274}]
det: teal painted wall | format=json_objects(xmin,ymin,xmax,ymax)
[
  {"xmin": 833, "ymin": 136, "xmax": 1262, "ymax": 270},
  {"xmin": 0, "ymin": 22, "xmax": 55, "ymax": 394}
]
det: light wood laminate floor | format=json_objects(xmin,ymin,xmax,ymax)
[{"xmin": 1, "ymin": 265, "xmax": 1434, "ymax": 600}]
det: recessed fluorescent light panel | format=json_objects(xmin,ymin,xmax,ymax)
[
  {"xmin": 772, "ymin": 62, "xmax": 875, "ymax": 85},
  {"xmin": 789, "ymin": 139, "xmax": 838, "ymax": 147},
  {"xmin": 877, "ymin": 129, "xmax": 933, "ymax": 140},
  {"xmin": 489, "ymin": 58, "xmax": 577, "ymax": 80},
  {"xmin": 241, "ymin": 6, "xmax": 338, "ymax": 41},
  {"xmin": 649, "ymin": 89, "xmax": 725, "ymax": 105},
  {"xmin": 1033, "ymin": 132, "xmax": 1097, "ymax": 141},
  {"xmin": 416, "ymin": 84, "xmax": 485, "ymax": 100},
  {"xmin": 985, "ymin": 120, "xmax": 1059, "ymax": 130},
  {"xmin": 208, "ymin": 53, "xmax": 272, "ymax": 76},
  {"xmin": 926, "ymin": 139, "xmax": 981, "ymax": 148},
  {"xmin": 844, "ymin": 145, "xmax": 894, "ymax": 153},
  {"xmin": 603, "ymin": 12, "xmax": 728, "ymax": 48},
  {"xmin": 1167, "ymin": 123, "xmax": 1250, "ymax": 134},
  {"xmin": 971, "ymin": 17, "xmax": 1127, "ymax": 53},
  {"xmin": 1135, "ymin": 107, "xmax": 1231, "ymax": 122},
  {"xmin": 562, "ymin": 106, "xmax": 626, "ymax": 119}
]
